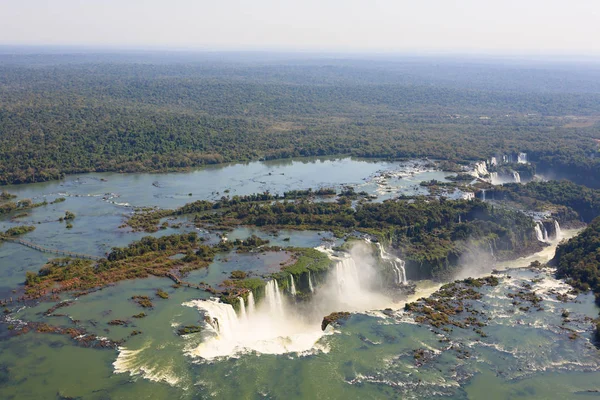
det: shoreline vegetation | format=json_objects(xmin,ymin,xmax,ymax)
[
  {"xmin": 0, "ymin": 59, "xmax": 599, "ymax": 188},
  {"xmin": 1, "ymin": 56, "xmax": 600, "ymax": 378}
]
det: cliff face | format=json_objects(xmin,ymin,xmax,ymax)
[
  {"xmin": 535, "ymin": 160, "xmax": 600, "ymax": 190},
  {"xmin": 395, "ymin": 211, "xmax": 544, "ymax": 281}
]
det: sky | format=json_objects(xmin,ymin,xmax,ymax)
[{"xmin": 1, "ymin": 0, "xmax": 599, "ymax": 54}]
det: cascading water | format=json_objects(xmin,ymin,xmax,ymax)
[
  {"xmin": 518, "ymin": 152, "xmax": 528, "ymax": 164},
  {"xmin": 183, "ymin": 242, "xmax": 401, "ymax": 360},
  {"xmin": 308, "ymin": 271, "xmax": 315, "ymax": 293},
  {"xmin": 375, "ymin": 242, "xmax": 407, "ymax": 285},
  {"xmin": 512, "ymin": 171, "xmax": 521, "ymax": 183},
  {"xmin": 289, "ymin": 275, "xmax": 297, "ymax": 296},
  {"xmin": 481, "ymin": 189, "xmax": 486, "ymax": 201},
  {"xmin": 489, "ymin": 172, "xmax": 499, "ymax": 185},
  {"xmin": 265, "ymin": 280, "xmax": 285, "ymax": 317},
  {"xmin": 472, "ymin": 161, "xmax": 489, "ymax": 178},
  {"xmin": 554, "ymin": 220, "xmax": 562, "ymax": 241},
  {"xmin": 334, "ymin": 257, "xmax": 362, "ymax": 295},
  {"xmin": 535, "ymin": 221, "xmax": 549, "ymax": 243},
  {"xmin": 534, "ymin": 224, "xmax": 544, "ymax": 242},
  {"xmin": 238, "ymin": 297, "xmax": 247, "ymax": 320},
  {"xmin": 489, "ymin": 242, "xmax": 495, "ymax": 260},
  {"xmin": 247, "ymin": 292, "xmax": 256, "ymax": 314}
]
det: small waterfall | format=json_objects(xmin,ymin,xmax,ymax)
[
  {"xmin": 512, "ymin": 171, "xmax": 521, "ymax": 183},
  {"xmin": 238, "ymin": 297, "xmax": 247, "ymax": 319},
  {"xmin": 518, "ymin": 153, "xmax": 528, "ymax": 164},
  {"xmin": 489, "ymin": 172, "xmax": 498, "ymax": 185},
  {"xmin": 535, "ymin": 221, "xmax": 549, "ymax": 243},
  {"xmin": 554, "ymin": 220, "xmax": 562, "ymax": 241},
  {"xmin": 265, "ymin": 280, "xmax": 285, "ymax": 317},
  {"xmin": 247, "ymin": 291, "xmax": 256, "ymax": 314},
  {"xmin": 458, "ymin": 214, "xmax": 462, "ymax": 223},
  {"xmin": 489, "ymin": 242, "xmax": 495, "ymax": 260},
  {"xmin": 289, "ymin": 275, "xmax": 297, "ymax": 296},
  {"xmin": 534, "ymin": 224, "xmax": 544, "ymax": 242},
  {"xmin": 481, "ymin": 189, "xmax": 486, "ymax": 201},
  {"xmin": 376, "ymin": 243, "xmax": 407, "ymax": 285},
  {"xmin": 308, "ymin": 271, "xmax": 315, "ymax": 293}
]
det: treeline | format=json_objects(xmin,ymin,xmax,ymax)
[
  {"xmin": 129, "ymin": 193, "xmax": 540, "ymax": 278},
  {"xmin": 0, "ymin": 62, "xmax": 598, "ymax": 187},
  {"xmin": 484, "ymin": 181, "xmax": 600, "ymax": 223},
  {"xmin": 554, "ymin": 217, "xmax": 600, "ymax": 295}
]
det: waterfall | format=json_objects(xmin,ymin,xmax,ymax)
[
  {"xmin": 472, "ymin": 161, "xmax": 489, "ymax": 178},
  {"xmin": 489, "ymin": 157, "xmax": 498, "ymax": 166},
  {"xmin": 375, "ymin": 243, "xmax": 407, "ymax": 285},
  {"xmin": 265, "ymin": 280, "xmax": 285, "ymax": 317},
  {"xmin": 489, "ymin": 172, "xmax": 497, "ymax": 184},
  {"xmin": 247, "ymin": 291, "xmax": 256, "ymax": 314},
  {"xmin": 289, "ymin": 275, "xmax": 297, "ymax": 296},
  {"xmin": 308, "ymin": 271, "xmax": 315, "ymax": 293},
  {"xmin": 489, "ymin": 172, "xmax": 498, "ymax": 185},
  {"xmin": 534, "ymin": 224, "xmax": 544, "ymax": 242},
  {"xmin": 535, "ymin": 221, "xmax": 549, "ymax": 243},
  {"xmin": 554, "ymin": 220, "xmax": 562, "ymax": 241},
  {"xmin": 518, "ymin": 153, "xmax": 528, "ymax": 164},
  {"xmin": 481, "ymin": 189, "xmax": 486, "ymax": 201},
  {"xmin": 238, "ymin": 297, "xmax": 247, "ymax": 320},
  {"xmin": 489, "ymin": 242, "xmax": 495, "ymax": 259},
  {"xmin": 462, "ymin": 192, "xmax": 475, "ymax": 201},
  {"xmin": 334, "ymin": 257, "xmax": 362, "ymax": 295},
  {"xmin": 197, "ymin": 300, "xmax": 239, "ymax": 339},
  {"xmin": 512, "ymin": 171, "xmax": 521, "ymax": 183}
]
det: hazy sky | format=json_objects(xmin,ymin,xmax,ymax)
[{"xmin": 1, "ymin": 0, "xmax": 599, "ymax": 54}]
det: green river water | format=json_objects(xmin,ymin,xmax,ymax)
[{"xmin": 0, "ymin": 157, "xmax": 599, "ymax": 399}]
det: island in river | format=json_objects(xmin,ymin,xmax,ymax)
[{"xmin": 1, "ymin": 157, "xmax": 600, "ymax": 399}]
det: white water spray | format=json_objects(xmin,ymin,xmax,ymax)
[{"xmin": 184, "ymin": 242, "xmax": 399, "ymax": 360}]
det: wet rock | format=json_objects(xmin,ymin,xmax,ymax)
[{"xmin": 321, "ymin": 311, "xmax": 351, "ymax": 331}]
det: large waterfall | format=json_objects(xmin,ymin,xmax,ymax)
[
  {"xmin": 184, "ymin": 242, "xmax": 400, "ymax": 360},
  {"xmin": 518, "ymin": 153, "xmax": 528, "ymax": 164},
  {"xmin": 375, "ymin": 242, "xmax": 407, "ymax": 285},
  {"xmin": 184, "ymin": 279, "xmax": 325, "ymax": 359}
]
